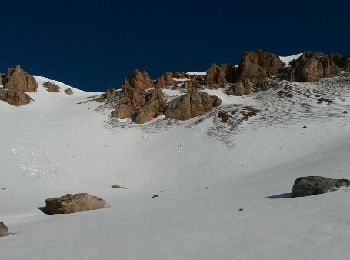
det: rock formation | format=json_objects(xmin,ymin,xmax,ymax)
[
  {"xmin": 292, "ymin": 176, "xmax": 350, "ymax": 197},
  {"xmin": 0, "ymin": 222, "xmax": 8, "ymax": 237},
  {"xmin": 112, "ymin": 70, "xmax": 165, "ymax": 124},
  {"xmin": 238, "ymin": 50, "xmax": 284, "ymax": 80},
  {"xmin": 64, "ymin": 88, "xmax": 73, "ymax": 95},
  {"xmin": 154, "ymin": 72, "xmax": 174, "ymax": 88},
  {"xmin": 134, "ymin": 89, "xmax": 166, "ymax": 124},
  {"xmin": 0, "ymin": 89, "xmax": 33, "ymax": 106},
  {"xmin": 206, "ymin": 64, "xmax": 227, "ymax": 87},
  {"xmin": 105, "ymin": 88, "xmax": 116, "ymax": 100},
  {"xmin": 2, "ymin": 65, "xmax": 38, "ymax": 92},
  {"xmin": 43, "ymin": 81, "xmax": 60, "ymax": 92},
  {"xmin": 165, "ymin": 91, "xmax": 222, "ymax": 120},
  {"xmin": 42, "ymin": 193, "xmax": 108, "ymax": 215},
  {"xmin": 0, "ymin": 65, "xmax": 37, "ymax": 106},
  {"xmin": 289, "ymin": 52, "xmax": 342, "ymax": 82},
  {"xmin": 124, "ymin": 69, "xmax": 153, "ymax": 92}
]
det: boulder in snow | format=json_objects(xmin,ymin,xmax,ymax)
[
  {"xmin": 165, "ymin": 91, "xmax": 221, "ymax": 120},
  {"xmin": 292, "ymin": 176, "xmax": 350, "ymax": 197},
  {"xmin": 42, "ymin": 193, "xmax": 108, "ymax": 215},
  {"xmin": 43, "ymin": 81, "xmax": 60, "ymax": 92},
  {"xmin": 64, "ymin": 88, "xmax": 73, "ymax": 95},
  {"xmin": 0, "ymin": 88, "xmax": 33, "ymax": 106},
  {"xmin": 2, "ymin": 65, "xmax": 38, "ymax": 92},
  {"xmin": 0, "ymin": 222, "xmax": 8, "ymax": 237}
]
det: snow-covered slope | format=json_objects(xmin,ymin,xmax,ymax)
[
  {"xmin": 279, "ymin": 53, "xmax": 303, "ymax": 66},
  {"xmin": 1, "ymin": 75, "xmax": 350, "ymax": 260}
]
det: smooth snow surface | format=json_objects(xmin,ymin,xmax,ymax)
[{"xmin": 1, "ymin": 75, "xmax": 350, "ymax": 260}]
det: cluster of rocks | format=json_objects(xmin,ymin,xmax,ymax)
[
  {"xmin": 0, "ymin": 65, "xmax": 37, "ymax": 106},
  {"xmin": 0, "ymin": 65, "xmax": 75, "ymax": 106},
  {"xmin": 206, "ymin": 50, "xmax": 350, "ymax": 96},
  {"xmin": 111, "ymin": 69, "xmax": 222, "ymax": 123},
  {"xmin": 289, "ymin": 52, "xmax": 350, "ymax": 82},
  {"xmin": 41, "ymin": 193, "xmax": 108, "ymax": 215}
]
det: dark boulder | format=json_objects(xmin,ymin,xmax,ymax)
[
  {"xmin": 42, "ymin": 193, "xmax": 108, "ymax": 215},
  {"xmin": 0, "ymin": 222, "xmax": 8, "ymax": 237},
  {"xmin": 292, "ymin": 176, "xmax": 350, "ymax": 197}
]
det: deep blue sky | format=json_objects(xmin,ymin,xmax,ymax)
[{"xmin": 1, "ymin": 0, "xmax": 349, "ymax": 91}]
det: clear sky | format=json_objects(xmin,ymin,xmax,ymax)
[{"xmin": 1, "ymin": 0, "xmax": 349, "ymax": 91}]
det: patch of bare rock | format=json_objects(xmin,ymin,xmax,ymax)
[
  {"xmin": 111, "ymin": 70, "xmax": 166, "ymax": 123},
  {"xmin": 165, "ymin": 91, "xmax": 222, "ymax": 120},
  {"xmin": 292, "ymin": 176, "xmax": 350, "ymax": 197},
  {"xmin": 41, "ymin": 193, "xmax": 108, "ymax": 215},
  {"xmin": 43, "ymin": 81, "xmax": 60, "ymax": 92},
  {"xmin": 0, "ymin": 222, "xmax": 8, "ymax": 237},
  {"xmin": 64, "ymin": 88, "xmax": 73, "ymax": 95},
  {"xmin": 0, "ymin": 65, "xmax": 37, "ymax": 106}
]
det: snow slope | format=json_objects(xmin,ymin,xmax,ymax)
[
  {"xmin": 1, "ymin": 76, "xmax": 350, "ymax": 259},
  {"xmin": 279, "ymin": 53, "xmax": 303, "ymax": 66}
]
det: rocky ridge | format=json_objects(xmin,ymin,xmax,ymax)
[{"xmin": 104, "ymin": 50, "xmax": 350, "ymax": 124}]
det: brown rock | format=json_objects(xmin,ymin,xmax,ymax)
[
  {"xmin": 165, "ymin": 91, "xmax": 222, "ymax": 120},
  {"xmin": 134, "ymin": 89, "xmax": 166, "ymax": 124},
  {"xmin": 42, "ymin": 193, "xmax": 108, "ymax": 215},
  {"xmin": 0, "ymin": 89, "xmax": 32, "ymax": 106},
  {"xmin": 0, "ymin": 222, "xmax": 8, "ymax": 237},
  {"xmin": 43, "ymin": 81, "xmax": 60, "ymax": 92},
  {"xmin": 112, "ymin": 103, "xmax": 132, "ymax": 119},
  {"xmin": 206, "ymin": 64, "xmax": 227, "ymax": 87},
  {"xmin": 289, "ymin": 52, "xmax": 341, "ymax": 82},
  {"xmin": 124, "ymin": 69, "xmax": 153, "ymax": 92},
  {"xmin": 238, "ymin": 50, "xmax": 284, "ymax": 81},
  {"xmin": 155, "ymin": 72, "xmax": 174, "ymax": 88},
  {"xmin": 112, "ymin": 70, "xmax": 165, "ymax": 123},
  {"xmin": 65, "ymin": 88, "xmax": 73, "ymax": 95},
  {"xmin": 105, "ymin": 88, "xmax": 116, "ymax": 100},
  {"xmin": 2, "ymin": 65, "xmax": 38, "ymax": 92}
]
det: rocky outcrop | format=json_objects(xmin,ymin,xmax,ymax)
[
  {"xmin": 105, "ymin": 88, "xmax": 116, "ymax": 100},
  {"xmin": 64, "ymin": 88, "xmax": 73, "ymax": 95},
  {"xmin": 239, "ymin": 50, "xmax": 284, "ymax": 80},
  {"xmin": 111, "ymin": 104, "xmax": 132, "ymax": 119},
  {"xmin": 0, "ymin": 222, "xmax": 8, "ymax": 237},
  {"xmin": 124, "ymin": 69, "xmax": 153, "ymax": 92},
  {"xmin": 0, "ymin": 65, "xmax": 37, "ymax": 106},
  {"xmin": 112, "ymin": 70, "xmax": 165, "ymax": 124},
  {"xmin": 292, "ymin": 176, "xmax": 350, "ymax": 197},
  {"xmin": 206, "ymin": 64, "xmax": 227, "ymax": 87},
  {"xmin": 0, "ymin": 88, "xmax": 33, "ymax": 106},
  {"xmin": 43, "ymin": 81, "xmax": 60, "ymax": 92},
  {"xmin": 134, "ymin": 89, "xmax": 166, "ymax": 124},
  {"xmin": 165, "ymin": 91, "xmax": 222, "ymax": 120},
  {"xmin": 42, "ymin": 193, "xmax": 108, "ymax": 215},
  {"xmin": 224, "ymin": 50, "xmax": 284, "ymax": 96},
  {"xmin": 289, "ymin": 52, "xmax": 341, "ymax": 82},
  {"xmin": 154, "ymin": 72, "xmax": 174, "ymax": 88},
  {"xmin": 2, "ymin": 65, "xmax": 38, "ymax": 92}
]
